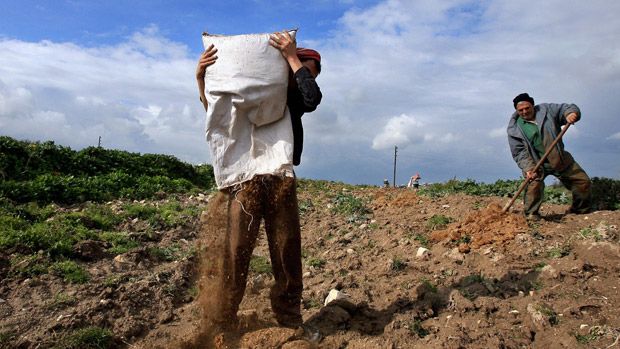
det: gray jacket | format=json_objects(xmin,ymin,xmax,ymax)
[{"xmin": 507, "ymin": 103, "xmax": 580, "ymax": 173}]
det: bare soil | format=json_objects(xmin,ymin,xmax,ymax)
[{"xmin": 1, "ymin": 185, "xmax": 619, "ymax": 349}]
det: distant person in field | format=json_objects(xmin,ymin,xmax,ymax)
[
  {"xmin": 195, "ymin": 30, "xmax": 322, "ymax": 333},
  {"xmin": 507, "ymin": 92, "xmax": 592, "ymax": 219},
  {"xmin": 407, "ymin": 172, "xmax": 421, "ymax": 189}
]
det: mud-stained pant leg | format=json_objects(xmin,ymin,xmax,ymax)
[
  {"xmin": 263, "ymin": 175, "xmax": 303, "ymax": 327},
  {"xmin": 205, "ymin": 179, "xmax": 264, "ymax": 325},
  {"xmin": 225, "ymin": 179, "xmax": 264, "ymax": 321},
  {"xmin": 523, "ymin": 176, "xmax": 545, "ymax": 215},
  {"xmin": 199, "ymin": 191, "xmax": 232, "ymax": 327},
  {"xmin": 558, "ymin": 160, "xmax": 592, "ymax": 213}
]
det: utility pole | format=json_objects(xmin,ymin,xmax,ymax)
[
  {"xmin": 98, "ymin": 136, "xmax": 101, "ymax": 148},
  {"xmin": 393, "ymin": 145, "xmax": 398, "ymax": 187}
]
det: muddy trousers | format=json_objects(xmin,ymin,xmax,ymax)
[
  {"xmin": 523, "ymin": 159, "xmax": 592, "ymax": 215},
  {"xmin": 204, "ymin": 174, "xmax": 303, "ymax": 328}
]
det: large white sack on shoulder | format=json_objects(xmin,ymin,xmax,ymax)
[
  {"xmin": 202, "ymin": 31, "xmax": 295, "ymax": 127},
  {"xmin": 201, "ymin": 31, "xmax": 296, "ymax": 189}
]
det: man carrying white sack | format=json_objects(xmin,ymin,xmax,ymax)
[{"xmin": 195, "ymin": 30, "xmax": 321, "ymax": 333}]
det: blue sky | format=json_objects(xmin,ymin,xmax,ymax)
[{"xmin": 1, "ymin": 0, "xmax": 619, "ymax": 186}]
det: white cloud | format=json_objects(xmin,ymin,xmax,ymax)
[
  {"xmin": 1, "ymin": 1, "xmax": 619, "ymax": 184},
  {"xmin": 608, "ymin": 132, "xmax": 620, "ymax": 141}
]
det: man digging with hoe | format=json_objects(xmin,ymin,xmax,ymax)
[{"xmin": 506, "ymin": 92, "xmax": 592, "ymax": 219}]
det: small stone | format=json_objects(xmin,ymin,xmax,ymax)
[
  {"xmin": 324, "ymin": 289, "xmax": 351, "ymax": 306},
  {"xmin": 346, "ymin": 248, "xmax": 354, "ymax": 254},
  {"xmin": 442, "ymin": 204, "xmax": 450, "ymax": 209},
  {"xmin": 303, "ymin": 271, "xmax": 311, "ymax": 278},
  {"xmin": 416, "ymin": 247, "xmax": 431, "ymax": 260},
  {"xmin": 509, "ymin": 310, "xmax": 519, "ymax": 315},
  {"xmin": 359, "ymin": 224, "xmax": 368, "ymax": 230},
  {"xmin": 580, "ymin": 324, "xmax": 588, "ymax": 329},
  {"xmin": 518, "ymin": 291, "xmax": 525, "ymax": 297}
]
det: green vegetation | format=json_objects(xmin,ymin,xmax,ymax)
[
  {"xmin": 50, "ymin": 260, "xmax": 90, "ymax": 283},
  {"xmin": 0, "ymin": 136, "xmax": 214, "ymax": 204},
  {"xmin": 54, "ymin": 326, "xmax": 114, "ymax": 349},
  {"xmin": 577, "ymin": 227, "xmax": 603, "ymax": 241},
  {"xmin": 409, "ymin": 319, "xmax": 430, "ymax": 338},
  {"xmin": 249, "ymin": 255, "xmax": 272, "ymax": 275},
  {"xmin": 418, "ymin": 177, "xmax": 620, "ymax": 210},
  {"xmin": 331, "ymin": 192, "xmax": 371, "ymax": 222},
  {"xmin": 47, "ymin": 293, "xmax": 78, "ymax": 310},
  {"xmin": 390, "ymin": 257, "xmax": 407, "ymax": 272},
  {"xmin": 426, "ymin": 214, "xmax": 453, "ymax": 230},
  {"xmin": 306, "ymin": 257, "xmax": 326, "ymax": 269}
]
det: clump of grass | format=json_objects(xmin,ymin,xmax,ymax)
[
  {"xmin": 419, "ymin": 277, "xmax": 438, "ymax": 293},
  {"xmin": 9, "ymin": 254, "xmax": 49, "ymax": 278},
  {"xmin": 99, "ymin": 232, "xmax": 138, "ymax": 255},
  {"xmin": 426, "ymin": 214, "xmax": 453, "ymax": 230},
  {"xmin": 306, "ymin": 257, "xmax": 326, "ymax": 269},
  {"xmin": 46, "ymin": 292, "xmax": 78, "ymax": 310},
  {"xmin": 390, "ymin": 257, "xmax": 407, "ymax": 272},
  {"xmin": 147, "ymin": 245, "xmax": 182, "ymax": 262},
  {"xmin": 50, "ymin": 260, "xmax": 90, "ymax": 284},
  {"xmin": 409, "ymin": 319, "xmax": 430, "ymax": 338},
  {"xmin": 56, "ymin": 326, "xmax": 114, "ymax": 349},
  {"xmin": 249, "ymin": 255, "xmax": 272, "ymax": 275},
  {"xmin": 546, "ymin": 244, "xmax": 571, "ymax": 259},
  {"xmin": 536, "ymin": 304, "xmax": 559, "ymax": 326},
  {"xmin": 331, "ymin": 192, "xmax": 370, "ymax": 221},
  {"xmin": 577, "ymin": 227, "xmax": 603, "ymax": 241}
]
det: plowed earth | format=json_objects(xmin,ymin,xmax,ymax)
[{"xmin": 2, "ymin": 184, "xmax": 619, "ymax": 349}]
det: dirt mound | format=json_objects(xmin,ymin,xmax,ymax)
[
  {"xmin": 372, "ymin": 188, "xmax": 419, "ymax": 209},
  {"xmin": 430, "ymin": 203, "xmax": 529, "ymax": 249}
]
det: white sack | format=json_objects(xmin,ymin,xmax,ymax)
[{"xmin": 202, "ymin": 31, "xmax": 296, "ymax": 189}]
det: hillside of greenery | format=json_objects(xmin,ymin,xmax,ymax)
[{"xmin": 0, "ymin": 136, "xmax": 215, "ymax": 204}]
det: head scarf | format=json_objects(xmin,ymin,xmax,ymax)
[
  {"xmin": 513, "ymin": 93, "xmax": 535, "ymax": 109},
  {"xmin": 296, "ymin": 48, "xmax": 321, "ymax": 63}
]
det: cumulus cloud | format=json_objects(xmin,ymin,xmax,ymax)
[
  {"xmin": 1, "ymin": 1, "xmax": 619, "ymax": 184},
  {"xmin": 0, "ymin": 26, "xmax": 207, "ymax": 162}
]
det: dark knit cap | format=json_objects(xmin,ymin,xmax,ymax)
[{"xmin": 513, "ymin": 93, "xmax": 535, "ymax": 108}]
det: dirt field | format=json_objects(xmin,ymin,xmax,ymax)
[{"xmin": 1, "ymin": 184, "xmax": 619, "ymax": 348}]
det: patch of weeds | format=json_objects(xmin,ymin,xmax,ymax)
[
  {"xmin": 299, "ymin": 200, "xmax": 314, "ymax": 214},
  {"xmin": 249, "ymin": 255, "xmax": 272, "ymax": 275},
  {"xmin": 148, "ymin": 244, "xmax": 181, "ymax": 262},
  {"xmin": 574, "ymin": 326, "xmax": 606, "ymax": 344},
  {"xmin": 536, "ymin": 304, "xmax": 559, "ymax": 326},
  {"xmin": 122, "ymin": 202, "xmax": 158, "ymax": 221},
  {"xmin": 9, "ymin": 254, "xmax": 49, "ymax": 278},
  {"xmin": 303, "ymin": 298, "xmax": 322, "ymax": 309},
  {"xmin": 99, "ymin": 232, "xmax": 138, "ymax": 255},
  {"xmin": 409, "ymin": 319, "xmax": 430, "ymax": 338},
  {"xmin": 367, "ymin": 222, "xmax": 379, "ymax": 230},
  {"xmin": 533, "ymin": 262, "xmax": 547, "ymax": 271},
  {"xmin": 419, "ymin": 278, "xmax": 437, "ymax": 293},
  {"xmin": 55, "ymin": 326, "xmax": 114, "ymax": 349},
  {"xmin": 546, "ymin": 244, "xmax": 571, "ymax": 259},
  {"xmin": 50, "ymin": 260, "xmax": 90, "ymax": 284},
  {"xmin": 530, "ymin": 280, "xmax": 544, "ymax": 290},
  {"xmin": 426, "ymin": 214, "xmax": 453, "ymax": 230},
  {"xmin": 187, "ymin": 285, "xmax": 199, "ymax": 299},
  {"xmin": 461, "ymin": 274, "xmax": 485, "ymax": 285},
  {"xmin": 390, "ymin": 257, "xmax": 407, "ymax": 272},
  {"xmin": 338, "ymin": 269, "xmax": 348, "ymax": 276},
  {"xmin": 102, "ymin": 274, "xmax": 128, "ymax": 288},
  {"xmin": 46, "ymin": 292, "xmax": 78, "ymax": 310},
  {"xmin": 412, "ymin": 233, "xmax": 430, "ymax": 248},
  {"xmin": 472, "ymin": 201, "xmax": 484, "ymax": 210},
  {"xmin": 455, "ymin": 235, "xmax": 471, "ymax": 245},
  {"xmin": 156, "ymin": 201, "xmax": 201, "ymax": 228},
  {"xmin": 459, "ymin": 289, "xmax": 476, "ymax": 301},
  {"xmin": 331, "ymin": 193, "xmax": 370, "ymax": 217},
  {"xmin": 577, "ymin": 227, "xmax": 602, "ymax": 241},
  {"xmin": 306, "ymin": 257, "xmax": 326, "ymax": 269},
  {"xmin": 0, "ymin": 331, "xmax": 16, "ymax": 345}
]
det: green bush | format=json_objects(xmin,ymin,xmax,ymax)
[
  {"xmin": 50, "ymin": 260, "xmax": 90, "ymax": 284},
  {"xmin": 0, "ymin": 136, "xmax": 215, "ymax": 204}
]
